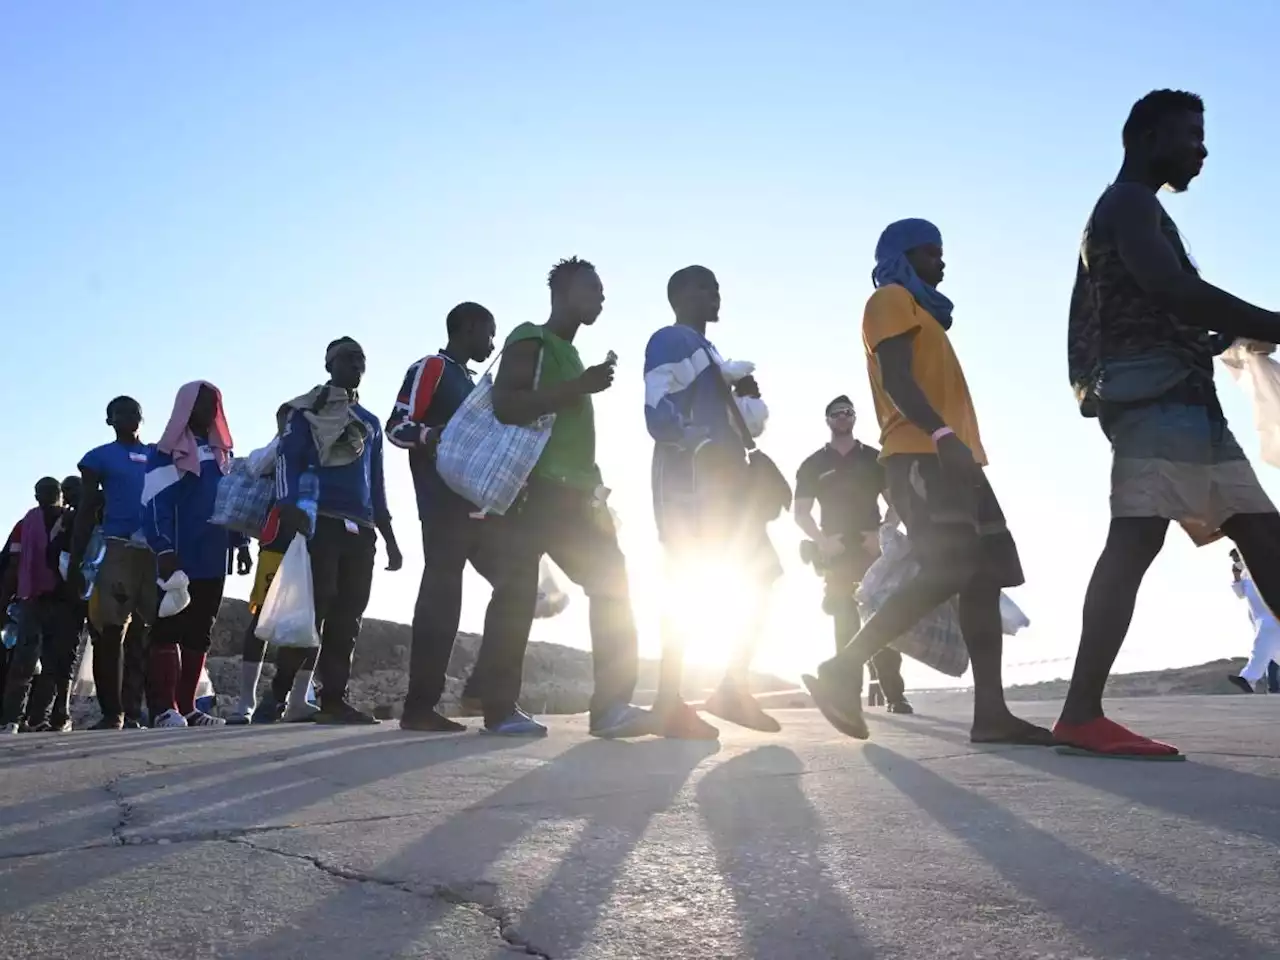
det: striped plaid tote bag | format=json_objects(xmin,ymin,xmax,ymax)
[{"xmin": 436, "ymin": 347, "xmax": 554, "ymax": 516}]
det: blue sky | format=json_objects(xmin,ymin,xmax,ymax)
[{"xmin": 4, "ymin": 1, "xmax": 1280, "ymax": 687}]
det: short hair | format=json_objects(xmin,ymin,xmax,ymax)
[
  {"xmin": 106, "ymin": 395, "xmax": 139, "ymax": 419},
  {"xmin": 326, "ymin": 336, "xmax": 361, "ymax": 355},
  {"xmin": 1122, "ymin": 89, "xmax": 1203, "ymax": 149},
  {"xmin": 547, "ymin": 256, "xmax": 596, "ymax": 294},
  {"xmin": 825, "ymin": 395, "xmax": 854, "ymax": 415},
  {"xmin": 445, "ymin": 302, "xmax": 494, "ymax": 337},
  {"xmin": 666, "ymin": 265, "xmax": 714, "ymax": 308}
]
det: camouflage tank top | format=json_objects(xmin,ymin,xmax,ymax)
[{"xmin": 1067, "ymin": 186, "xmax": 1220, "ymax": 417}]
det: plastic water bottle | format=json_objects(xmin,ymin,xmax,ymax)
[
  {"xmin": 297, "ymin": 471, "xmax": 319, "ymax": 538},
  {"xmin": 79, "ymin": 527, "xmax": 107, "ymax": 600},
  {"xmin": 1, "ymin": 603, "xmax": 20, "ymax": 650}
]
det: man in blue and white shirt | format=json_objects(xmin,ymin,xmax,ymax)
[{"xmin": 644, "ymin": 265, "xmax": 783, "ymax": 739}]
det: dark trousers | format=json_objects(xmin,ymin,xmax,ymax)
[
  {"xmin": 512, "ymin": 479, "xmax": 639, "ymax": 724},
  {"xmin": 2, "ymin": 597, "xmax": 82, "ymax": 726},
  {"xmin": 148, "ymin": 577, "xmax": 225, "ymax": 718},
  {"xmin": 829, "ymin": 589, "xmax": 906, "ymax": 704},
  {"xmin": 93, "ymin": 617, "xmax": 150, "ymax": 724},
  {"xmin": 405, "ymin": 502, "xmax": 536, "ymax": 725},
  {"xmin": 1269, "ymin": 660, "xmax": 1280, "ymax": 694},
  {"xmin": 310, "ymin": 516, "xmax": 376, "ymax": 708}
]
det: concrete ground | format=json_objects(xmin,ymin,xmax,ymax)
[{"xmin": 2, "ymin": 694, "xmax": 1278, "ymax": 959}]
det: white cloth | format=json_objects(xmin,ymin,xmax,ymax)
[{"xmin": 1234, "ymin": 575, "xmax": 1280, "ymax": 682}]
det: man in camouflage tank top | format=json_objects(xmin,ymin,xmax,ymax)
[{"xmin": 1056, "ymin": 89, "xmax": 1280, "ymax": 759}]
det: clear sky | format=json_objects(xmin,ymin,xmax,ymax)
[{"xmin": 5, "ymin": 1, "xmax": 1280, "ymax": 689}]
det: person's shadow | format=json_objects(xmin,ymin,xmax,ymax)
[{"xmin": 696, "ymin": 745, "xmax": 875, "ymax": 960}]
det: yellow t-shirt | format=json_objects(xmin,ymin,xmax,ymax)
[{"xmin": 862, "ymin": 284, "xmax": 987, "ymax": 465}]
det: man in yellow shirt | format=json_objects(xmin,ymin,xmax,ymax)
[{"xmin": 803, "ymin": 219, "xmax": 1052, "ymax": 746}]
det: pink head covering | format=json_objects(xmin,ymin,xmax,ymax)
[{"xmin": 158, "ymin": 380, "xmax": 233, "ymax": 476}]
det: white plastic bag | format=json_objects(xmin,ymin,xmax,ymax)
[
  {"xmin": 157, "ymin": 570, "xmax": 191, "ymax": 619},
  {"xmin": 1222, "ymin": 343, "xmax": 1280, "ymax": 468},
  {"xmin": 534, "ymin": 557, "xmax": 571, "ymax": 620},
  {"xmin": 73, "ymin": 630, "xmax": 95, "ymax": 698},
  {"xmin": 254, "ymin": 534, "xmax": 320, "ymax": 648},
  {"xmin": 1000, "ymin": 594, "xmax": 1030, "ymax": 636},
  {"xmin": 245, "ymin": 437, "xmax": 280, "ymax": 477},
  {"xmin": 735, "ymin": 396, "xmax": 769, "ymax": 438}
]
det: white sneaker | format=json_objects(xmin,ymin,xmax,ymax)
[
  {"xmin": 282, "ymin": 701, "xmax": 320, "ymax": 723},
  {"xmin": 185, "ymin": 710, "xmax": 225, "ymax": 727},
  {"xmin": 154, "ymin": 709, "xmax": 188, "ymax": 729},
  {"xmin": 1, "ymin": 723, "xmax": 18, "ymax": 735}
]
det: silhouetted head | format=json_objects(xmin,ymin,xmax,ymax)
[
  {"xmin": 1123, "ymin": 89, "xmax": 1206, "ymax": 193},
  {"xmin": 107, "ymin": 395, "xmax": 142, "ymax": 438},
  {"xmin": 445, "ymin": 302, "xmax": 497, "ymax": 363},
  {"xmin": 548, "ymin": 257, "xmax": 604, "ymax": 325},
  {"xmin": 825, "ymin": 395, "xmax": 855, "ymax": 437},
  {"xmin": 34, "ymin": 477, "xmax": 62, "ymax": 509},
  {"xmin": 325, "ymin": 337, "xmax": 366, "ymax": 391},
  {"xmin": 667, "ymin": 266, "xmax": 721, "ymax": 325},
  {"xmin": 188, "ymin": 384, "xmax": 218, "ymax": 434},
  {"xmin": 61, "ymin": 475, "xmax": 82, "ymax": 510}
]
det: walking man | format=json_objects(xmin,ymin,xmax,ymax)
[
  {"xmin": 794, "ymin": 395, "xmax": 912, "ymax": 713},
  {"xmin": 390, "ymin": 302, "xmax": 543, "ymax": 734},
  {"xmin": 644, "ymin": 265, "xmax": 786, "ymax": 738},
  {"xmin": 491, "ymin": 257, "xmax": 652, "ymax": 739},
  {"xmin": 70, "ymin": 396, "xmax": 155, "ymax": 729},
  {"xmin": 1228, "ymin": 550, "xmax": 1280, "ymax": 694},
  {"xmin": 803, "ymin": 219, "xmax": 1052, "ymax": 746},
  {"xmin": 274, "ymin": 338, "xmax": 403, "ymax": 725},
  {"xmin": 1056, "ymin": 90, "xmax": 1280, "ymax": 757}
]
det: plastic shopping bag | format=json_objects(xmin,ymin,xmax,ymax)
[
  {"xmin": 535, "ymin": 557, "xmax": 571, "ymax": 619},
  {"xmin": 157, "ymin": 571, "xmax": 192, "ymax": 619},
  {"xmin": 1223, "ymin": 342, "xmax": 1280, "ymax": 469},
  {"xmin": 1000, "ymin": 594, "xmax": 1031, "ymax": 636},
  {"xmin": 73, "ymin": 629, "xmax": 95, "ymax": 698},
  {"xmin": 857, "ymin": 525, "xmax": 970, "ymax": 677},
  {"xmin": 436, "ymin": 351, "xmax": 555, "ymax": 516},
  {"xmin": 254, "ymin": 534, "xmax": 320, "ymax": 648},
  {"xmin": 211, "ymin": 458, "xmax": 275, "ymax": 536}
]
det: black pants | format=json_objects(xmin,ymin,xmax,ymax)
[
  {"xmin": 512, "ymin": 478, "xmax": 639, "ymax": 724},
  {"xmin": 828, "ymin": 588, "xmax": 906, "ymax": 704},
  {"xmin": 2, "ymin": 597, "xmax": 82, "ymax": 726},
  {"xmin": 310, "ymin": 516, "xmax": 376, "ymax": 708},
  {"xmin": 93, "ymin": 615, "xmax": 151, "ymax": 724},
  {"xmin": 405, "ymin": 502, "xmax": 536, "ymax": 725}
]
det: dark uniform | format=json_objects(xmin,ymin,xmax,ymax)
[{"xmin": 795, "ymin": 442, "xmax": 907, "ymax": 706}]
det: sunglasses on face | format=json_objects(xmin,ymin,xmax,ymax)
[{"xmin": 827, "ymin": 409, "xmax": 855, "ymax": 419}]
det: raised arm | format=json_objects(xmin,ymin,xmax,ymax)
[
  {"xmin": 1103, "ymin": 183, "xmax": 1280, "ymax": 341},
  {"xmin": 492, "ymin": 337, "xmax": 600, "ymax": 425}
]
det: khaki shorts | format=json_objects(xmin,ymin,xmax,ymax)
[
  {"xmin": 91, "ymin": 540, "xmax": 158, "ymax": 631},
  {"xmin": 249, "ymin": 548, "xmax": 285, "ymax": 614}
]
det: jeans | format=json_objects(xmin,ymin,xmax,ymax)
[
  {"xmin": 2, "ymin": 597, "xmax": 82, "ymax": 726},
  {"xmin": 310, "ymin": 516, "xmax": 376, "ymax": 707}
]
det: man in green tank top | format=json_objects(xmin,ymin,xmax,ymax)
[{"xmin": 492, "ymin": 257, "xmax": 654, "ymax": 739}]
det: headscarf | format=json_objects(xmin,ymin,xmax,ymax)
[
  {"xmin": 157, "ymin": 380, "xmax": 233, "ymax": 477},
  {"xmin": 872, "ymin": 218, "xmax": 955, "ymax": 330}
]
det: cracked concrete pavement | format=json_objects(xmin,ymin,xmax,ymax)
[{"xmin": 2, "ymin": 694, "xmax": 1279, "ymax": 959}]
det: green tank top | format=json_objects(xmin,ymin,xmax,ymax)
[{"xmin": 506, "ymin": 322, "xmax": 602, "ymax": 491}]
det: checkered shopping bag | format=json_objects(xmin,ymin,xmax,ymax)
[
  {"xmin": 436, "ymin": 351, "xmax": 554, "ymax": 516},
  {"xmin": 856, "ymin": 524, "xmax": 970, "ymax": 678},
  {"xmin": 210, "ymin": 458, "xmax": 274, "ymax": 537}
]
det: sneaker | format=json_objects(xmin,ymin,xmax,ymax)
[
  {"xmin": 154, "ymin": 709, "xmax": 188, "ymax": 729},
  {"xmin": 185, "ymin": 710, "xmax": 226, "ymax": 728},
  {"xmin": 400, "ymin": 710, "xmax": 467, "ymax": 733},
  {"xmin": 886, "ymin": 699, "xmax": 915, "ymax": 715},
  {"xmin": 23, "ymin": 722, "xmax": 52, "ymax": 734},
  {"xmin": 282, "ymin": 701, "xmax": 321, "ymax": 723},
  {"xmin": 47, "ymin": 719, "xmax": 73, "ymax": 733},
  {"xmin": 589, "ymin": 703, "xmax": 659, "ymax": 740},
  {"xmin": 2, "ymin": 722, "xmax": 19, "ymax": 735},
  {"xmin": 1228, "ymin": 675, "xmax": 1254, "ymax": 694},
  {"xmin": 314, "ymin": 702, "xmax": 380, "ymax": 725},
  {"xmin": 91, "ymin": 716, "xmax": 124, "ymax": 731},
  {"xmin": 704, "ymin": 686, "xmax": 782, "ymax": 733},
  {"xmin": 654, "ymin": 701, "xmax": 720, "ymax": 741},
  {"xmin": 481, "ymin": 708, "xmax": 548, "ymax": 737},
  {"xmin": 122, "ymin": 716, "xmax": 144, "ymax": 730},
  {"xmin": 251, "ymin": 694, "xmax": 286, "ymax": 725},
  {"xmin": 226, "ymin": 705, "xmax": 254, "ymax": 726}
]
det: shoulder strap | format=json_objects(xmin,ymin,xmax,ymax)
[{"xmin": 703, "ymin": 350, "xmax": 757, "ymax": 452}]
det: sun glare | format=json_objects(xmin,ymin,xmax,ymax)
[{"xmin": 661, "ymin": 554, "xmax": 760, "ymax": 667}]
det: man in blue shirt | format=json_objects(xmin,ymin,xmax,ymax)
[
  {"xmin": 387, "ymin": 302, "xmax": 543, "ymax": 735},
  {"xmin": 275, "ymin": 337, "xmax": 403, "ymax": 725},
  {"xmin": 70, "ymin": 396, "xmax": 156, "ymax": 730},
  {"xmin": 644, "ymin": 265, "xmax": 785, "ymax": 739}
]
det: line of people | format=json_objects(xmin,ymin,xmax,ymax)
[{"xmin": 6, "ymin": 88, "xmax": 1278, "ymax": 761}]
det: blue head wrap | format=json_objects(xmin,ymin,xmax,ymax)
[{"xmin": 872, "ymin": 218, "xmax": 954, "ymax": 330}]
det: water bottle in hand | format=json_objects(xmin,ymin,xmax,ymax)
[{"xmin": 297, "ymin": 471, "xmax": 320, "ymax": 538}]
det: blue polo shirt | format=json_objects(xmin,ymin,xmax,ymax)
[{"xmin": 79, "ymin": 440, "xmax": 152, "ymax": 540}]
